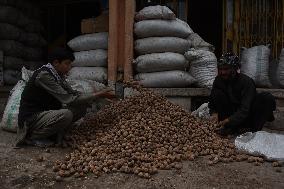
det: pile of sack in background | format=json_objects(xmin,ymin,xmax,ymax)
[
  {"xmin": 240, "ymin": 45, "xmax": 284, "ymax": 89},
  {"xmin": 67, "ymin": 32, "xmax": 108, "ymax": 86},
  {"xmin": 133, "ymin": 5, "xmax": 218, "ymax": 88},
  {"xmin": 0, "ymin": 0, "xmax": 46, "ymax": 85}
]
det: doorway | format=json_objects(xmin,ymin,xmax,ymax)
[{"xmin": 188, "ymin": 0, "xmax": 223, "ymax": 58}]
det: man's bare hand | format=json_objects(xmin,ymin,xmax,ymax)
[
  {"xmin": 94, "ymin": 88, "xmax": 116, "ymax": 99},
  {"xmin": 217, "ymin": 118, "xmax": 229, "ymax": 128},
  {"xmin": 210, "ymin": 113, "xmax": 218, "ymax": 123}
]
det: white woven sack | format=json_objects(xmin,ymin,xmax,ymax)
[
  {"xmin": 68, "ymin": 67, "xmax": 107, "ymax": 84},
  {"xmin": 185, "ymin": 49, "xmax": 217, "ymax": 88},
  {"xmin": 240, "ymin": 45, "xmax": 271, "ymax": 87}
]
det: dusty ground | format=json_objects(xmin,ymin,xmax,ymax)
[{"xmin": 0, "ymin": 128, "xmax": 283, "ymax": 189}]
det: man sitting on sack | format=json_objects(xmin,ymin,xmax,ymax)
[
  {"xmin": 209, "ymin": 52, "xmax": 276, "ymax": 136},
  {"xmin": 16, "ymin": 48, "xmax": 114, "ymax": 147}
]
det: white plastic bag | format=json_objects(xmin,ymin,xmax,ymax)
[
  {"xmin": 235, "ymin": 131, "xmax": 284, "ymax": 161},
  {"xmin": 0, "ymin": 67, "xmax": 33, "ymax": 132},
  {"xmin": 191, "ymin": 103, "xmax": 210, "ymax": 119}
]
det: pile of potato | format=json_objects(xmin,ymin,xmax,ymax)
[{"xmin": 53, "ymin": 83, "xmax": 261, "ymax": 179}]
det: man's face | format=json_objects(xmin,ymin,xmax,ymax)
[
  {"xmin": 218, "ymin": 65, "xmax": 233, "ymax": 80},
  {"xmin": 53, "ymin": 59, "xmax": 72, "ymax": 76}
]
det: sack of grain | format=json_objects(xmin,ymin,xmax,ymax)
[
  {"xmin": 185, "ymin": 49, "xmax": 217, "ymax": 88},
  {"xmin": 134, "ymin": 70, "xmax": 196, "ymax": 88},
  {"xmin": 72, "ymin": 49, "xmax": 107, "ymax": 67},
  {"xmin": 3, "ymin": 69, "xmax": 21, "ymax": 85},
  {"xmin": 240, "ymin": 45, "xmax": 271, "ymax": 87},
  {"xmin": 3, "ymin": 56, "xmax": 24, "ymax": 70},
  {"xmin": 135, "ymin": 37, "xmax": 190, "ymax": 55},
  {"xmin": 134, "ymin": 52, "xmax": 189, "ymax": 73},
  {"xmin": 68, "ymin": 32, "xmax": 108, "ymax": 52},
  {"xmin": 134, "ymin": 18, "xmax": 193, "ymax": 39},
  {"xmin": 68, "ymin": 67, "xmax": 107, "ymax": 84},
  {"xmin": 187, "ymin": 33, "xmax": 215, "ymax": 52},
  {"xmin": 135, "ymin": 5, "xmax": 176, "ymax": 21}
]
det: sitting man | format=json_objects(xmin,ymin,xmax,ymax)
[
  {"xmin": 209, "ymin": 52, "xmax": 276, "ymax": 136},
  {"xmin": 16, "ymin": 48, "xmax": 113, "ymax": 147}
]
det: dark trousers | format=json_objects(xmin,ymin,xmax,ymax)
[{"xmin": 211, "ymin": 89, "xmax": 276, "ymax": 132}]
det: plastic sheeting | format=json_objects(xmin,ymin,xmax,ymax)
[
  {"xmin": 240, "ymin": 45, "xmax": 271, "ymax": 87},
  {"xmin": 191, "ymin": 103, "xmax": 210, "ymax": 119},
  {"xmin": 235, "ymin": 131, "xmax": 284, "ymax": 161},
  {"xmin": 72, "ymin": 49, "xmax": 107, "ymax": 67},
  {"xmin": 135, "ymin": 5, "xmax": 176, "ymax": 21},
  {"xmin": 134, "ymin": 52, "xmax": 189, "ymax": 73},
  {"xmin": 68, "ymin": 32, "xmax": 108, "ymax": 52},
  {"xmin": 134, "ymin": 18, "xmax": 193, "ymax": 39},
  {"xmin": 134, "ymin": 70, "xmax": 196, "ymax": 88},
  {"xmin": 185, "ymin": 49, "xmax": 217, "ymax": 88},
  {"xmin": 135, "ymin": 37, "xmax": 190, "ymax": 55}
]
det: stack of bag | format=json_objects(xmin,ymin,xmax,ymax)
[
  {"xmin": 133, "ymin": 5, "xmax": 195, "ymax": 88},
  {"xmin": 67, "ymin": 32, "xmax": 108, "ymax": 85},
  {"xmin": 0, "ymin": 0, "xmax": 46, "ymax": 85},
  {"xmin": 134, "ymin": 5, "xmax": 218, "ymax": 88}
]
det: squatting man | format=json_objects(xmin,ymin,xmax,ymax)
[
  {"xmin": 16, "ymin": 48, "xmax": 115, "ymax": 147},
  {"xmin": 209, "ymin": 53, "xmax": 276, "ymax": 136}
]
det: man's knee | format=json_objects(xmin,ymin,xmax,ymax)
[
  {"xmin": 58, "ymin": 109, "xmax": 73, "ymax": 125},
  {"xmin": 255, "ymin": 92, "xmax": 276, "ymax": 110}
]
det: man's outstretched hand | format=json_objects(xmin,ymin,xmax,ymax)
[{"xmin": 94, "ymin": 88, "xmax": 116, "ymax": 99}]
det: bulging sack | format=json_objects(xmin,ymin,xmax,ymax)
[
  {"xmin": 67, "ymin": 67, "xmax": 107, "ymax": 84},
  {"xmin": 134, "ymin": 70, "xmax": 196, "ymax": 88},
  {"xmin": 72, "ymin": 49, "xmax": 107, "ymax": 67},
  {"xmin": 134, "ymin": 18, "xmax": 193, "ymax": 39},
  {"xmin": 135, "ymin": 37, "xmax": 190, "ymax": 55},
  {"xmin": 68, "ymin": 32, "xmax": 108, "ymax": 52},
  {"xmin": 135, "ymin": 5, "xmax": 176, "ymax": 21},
  {"xmin": 67, "ymin": 79, "xmax": 106, "ymax": 94},
  {"xmin": 277, "ymin": 48, "xmax": 284, "ymax": 88},
  {"xmin": 240, "ymin": 45, "xmax": 271, "ymax": 87},
  {"xmin": 185, "ymin": 49, "xmax": 217, "ymax": 88},
  {"xmin": 134, "ymin": 52, "xmax": 189, "ymax": 73},
  {"xmin": 187, "ymin": 33, "xmax": 215, "ymax": 52}
]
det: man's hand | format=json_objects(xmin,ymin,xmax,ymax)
[
  {"xmin": 217, "ymin": 118, "xmax": 229, "ymax": 128},
  {"xmin": 210, "ymin": 113, "xmax": 218, "ymax": 123},
  {"xmin": 94, "ymin": 88, "xmax": 116, "ymax": 99}
]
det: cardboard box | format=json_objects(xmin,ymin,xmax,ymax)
[
  {"xmin": 94, "ymin": 11, "xmax": 109, "ymax": 32},
  {"xmin": 81, "ymin": 18, "xmax": 96, "ymax": 34}
]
